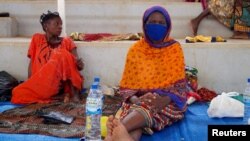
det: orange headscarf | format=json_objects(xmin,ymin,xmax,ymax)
[{"xmin": 120, "ymin": 6, "xmax": 185, "ymax": 89}]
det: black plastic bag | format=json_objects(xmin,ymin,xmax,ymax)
[{"xmin": 0, "ymin": 71, "xmax": 19, "ymax": 101}]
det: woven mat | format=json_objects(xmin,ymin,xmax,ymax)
[{"xmin": 0, "ymin": 95, "xmax": 122, "ymax": 138}]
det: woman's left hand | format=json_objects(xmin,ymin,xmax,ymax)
[
  {"xmin": 77, "ymin": 58, "xmax": 84, "ymax": 71},
  {"xmin": 140, "ymin": 92, "xmax": 171, "ymax": 112}
]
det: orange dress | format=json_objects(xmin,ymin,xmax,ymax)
[
  {"xmin": 11, "ymin": 33, "xmax": 83, "ymax": 104},
  {"xmin": 120, "ymin": 38, "xmax": 185, "ymax": 89},
  {"xmin": 118, "ymin": 39, "xmax": 188, "ymax": 134}
]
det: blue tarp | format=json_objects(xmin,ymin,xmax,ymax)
[{"xmin": 0, "ymin": 102, "xmax": 249, "ymax": 141}]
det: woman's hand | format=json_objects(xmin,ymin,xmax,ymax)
[
  {"xmin": 77, "ymin": 58, "xmax": 84, "ymax": 71},
  {"xmin": 129, "ymin": 95, "xmax": 140, "ymax": 104},
  {"xmin": 140, "ymin": 92, "xmax": 171, "ymax": 112}
]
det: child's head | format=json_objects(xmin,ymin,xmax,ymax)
[{"xmin": 40, "ymin": 11, "xmax": 62, "ymax": 36}]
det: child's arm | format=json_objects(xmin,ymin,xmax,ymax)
[{"xmin": 71, "ymin": 48, "xmax": 84, "ymax": 71}]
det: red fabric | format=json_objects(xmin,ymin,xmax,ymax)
[
  {"xmin": 80, "ymin": 33, "xmax": 113, "ymax": 41},
  {"xmin": 11, "ymin": 33, "xmax": 83, "ymax": 104},
  {"xmin": 185, "ymin": 0, "xmax": 201, "ymax": 2},
  {"xmin": 187, "ymin": 92, "xmax": 201, "ymax": 101},
  {"xmin": 197, "ymin": 87, "xmax": 217, "ymax": 102}
]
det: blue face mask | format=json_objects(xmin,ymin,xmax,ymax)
[{"xmin": 145, "ymin": 24, "xmax": 168, "ymax": 42}]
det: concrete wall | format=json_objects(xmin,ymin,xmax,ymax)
[
  {"xmin": 0, "ymin": 0, "xmax": 248, "ymax": 93},
  {"xmin": 0, "ymin": 0, "xmax": 232, "ymax": 38},
  {"xmin": 0, "ymin": 17, "xmax": 17, "ymax": 37},
  {"xmin": 1, "ymin": 38, "xmax": 250, "ymax": 94}
]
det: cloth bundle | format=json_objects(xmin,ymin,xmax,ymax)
[
  {"xmin": 185, "ymin": 35, "xmax": 226, "ymax": 43},
  {"xmin": 185, "ymin": 66, "xmax": 198, "ymax": 92},
  {"xmin": 70, "ymin": 32, "xmax": 143, "ymax": 41}
]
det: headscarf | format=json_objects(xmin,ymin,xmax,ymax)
[
  {"xmin": 119, "ymin": 38, "xmax": 185, "ymax": 89},
  {"xmin": 119, "ymin": 6, "xmax": 185, "ymax": 89},
  {"xmin": 143, "ymin": 6, "xmax": 176, "ymax": 48},
  {"xmin": 119, "ymin": 6, "xmax": 186, "ymax": 110}
]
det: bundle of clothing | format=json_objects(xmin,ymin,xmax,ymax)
[
  {"xmin": 185, "ymin": 66, "xmax": 217, "ymax": 104},
  {"xmin": 70, "ymin": 32, "xmax": 143, "ymax": 42},
  {"xmin": 185, "ymin": 35, "xmax": 226, "ymax": 43}
]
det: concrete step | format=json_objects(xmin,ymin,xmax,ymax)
[
  {"xmin": 0, "ymin": 17, "xmax": 17, "ymax": 37},
  {"xmin": 1, "ymin": 38, "xmax": 250, "ymax": 93},
  {"xmin": 0, "ymin": 0, "xmax": 233, "ymax": 38}
]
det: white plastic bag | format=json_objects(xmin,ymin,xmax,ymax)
[{"xmin": 207, "ymin": 92, "xmax": 244, "ymax": 118}]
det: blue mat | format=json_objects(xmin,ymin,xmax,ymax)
[{"xmin": 0, "ymin": 102, "xmax": 249, "ymax": 141}]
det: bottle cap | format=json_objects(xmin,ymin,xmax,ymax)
[
  {"xmin": 94, "ymin": 77, "xmax": 100, "ymax": 82},
  {"xmin": 248, "ymin": 78, "xmax": 250, "ymax": 83}
]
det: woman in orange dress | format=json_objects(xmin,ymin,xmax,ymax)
[
  {"xmin": 11, "ymin": 11, "xmax": 84, "ymax": 104},
  {"xmin": 105, "ymin": 6, "xmax": 189, "ymax": 141}
]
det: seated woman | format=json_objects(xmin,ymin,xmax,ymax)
[
  {"xmin": 11, "ymin": 11, "xmax": 84, "ymax": 104},
  {"xmin": 105, "ymin": 6, "xmax": 189, "ymax": 141},
  {"xmin": 191, "ymin": 0, "xmax": 250, "ymax": 39}
]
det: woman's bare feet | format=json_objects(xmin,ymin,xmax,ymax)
[
  {"xmin": 104, "ymin": 115, "xmax": 115, "ymax": 141},
  {"xmin": 104, "ymin": 115, "xmax": 134, "ymax": 141},
  {"xmin": 63, "ymin": 92, "xmax": 80, "ymax": 103},
  {"xmin": 63, "ymin": 93, "xmax": 70, "ymax": 103},
  {"xmin": 112, "ymin": 120, "xmax": 134, "ymax": 141}
]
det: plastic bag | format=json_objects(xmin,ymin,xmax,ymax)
[
  {"xmin": 207, "ymin": 92, "xmax": 244, "ymax": 118},
  {"xmin": 40, "ymin": 111, "xmax": 74, "ymax": 124},
  {"xmin": 0, "ymin": 71, "xmax": 18, "ymax": 101}
]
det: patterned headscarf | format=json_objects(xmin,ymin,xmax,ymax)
[{"xmin": 143, "ymin": 6, "xmax": 176, "ymax": 48}]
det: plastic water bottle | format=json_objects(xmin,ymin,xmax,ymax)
[
  {"xmin": 84, "ymin": 84, "xmax": 102, "ymax": 141},
  {"xmin": 243, "ymin": 78, "xmax": 250, "ymax": 106},
  {"xmin": 243, "ymin": 78, "xmax": 250, "ymax": 125},
  {"xmin": 93, "ymin": 76, "xmax": 104, "ymax": 107}
]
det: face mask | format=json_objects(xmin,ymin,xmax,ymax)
[{"xmin": 145, "ymin": 23, "xmax": 168, "ymax": 42}]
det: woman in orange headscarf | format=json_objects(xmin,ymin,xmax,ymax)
[
  {"xmin": 105, "ymin": 6, "xmax": 189, "ymax": 141},
  {"xmin": 11, "ymin": 11, "xmax": 84, "ymax": 104}
]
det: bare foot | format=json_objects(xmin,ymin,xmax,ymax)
[
  {"xmin": 64, "ymin": 93, "xmax": 80, "ymax": 103},
  {"xmin": 63, "ymin": 93, "xmax": 70, "ymax": 103},
  {"xmin": 71, "ymin": 86, "xmax": 81, "ymax": 103},
  {"xmin": 231, "ymin": 31, "xmax": 249, "ymax": 39},
  {"xmin": 191, "ymin": 19, "xmax": 199, "ymax": 36},
  {"xmin": 72, "ymin": 93, "xmax": 80, "ymax": 103},
  {"xmin": 104, "ymin": 115, "xmax": 115, "ymax": 141},
  {"xmin": 112, "ymin": 120, "xmax": 134, "ymax": 141}
]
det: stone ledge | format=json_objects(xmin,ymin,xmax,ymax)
[
  {"xmin": 0, "ymin": 1, "xmax": 217, "ymax": 38},
  {"xmin": 1, "ymin": 38, "xmax": 250, "ymax": 93}
]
